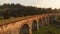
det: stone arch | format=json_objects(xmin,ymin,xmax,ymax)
[
  {"xmin": 20, "ymin": 24, "xmax": 29, "ymax": 34},
  {"xmin": 50, "ymin": 15, "xmax": 56, "ymax": 24},
  {"xmin": 38, "ymin": 18, "xmax": 42, "ymax": 27},
  {"xmin": 43, "ymin": 17, "xmax": 46, "ymax": 24},
  {"xmin": 32, "ymin": 20, "xmax": 37, "ymax": 31},
  {"xmin": 45, "ymin": 16, "xmax": 49, "ymax": 24}
]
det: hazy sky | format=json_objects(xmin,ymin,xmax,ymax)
[{"xmin": 0, "ymin": 0, "xmax": 60, "ymax": 9}]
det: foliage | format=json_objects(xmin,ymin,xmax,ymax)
[{"xmin": 0, "ymin": 3, "xmax": 59, "ymax": 19}]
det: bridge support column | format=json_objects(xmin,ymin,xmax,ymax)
[
  {"xmin": 14, "ymin": 29, "xmax": 19, "ymax": 34},
  {"xmin": 44, "ymin": 17, "xmax": 48, "ymax": 25},
  {"xmin": 37, "ymin": 20, "xmax": 39, "ymax": 31},
  {"xmin": 29, "ymin": 23, "xmax": 32, "ymax": 34},
  {"xmin": 45, "ymin": 17, "xmax": 50, "ymax": 25},
  {"xmin": 41, "ymin": 18, "xmax": 44, "ymax": 25},
  {"xmin": 42, "ymin": 18, "xmax": 46, "ymax": 25},
  {"xmin": 47, "ymin": 17, "xmax": 50, "ymax": 25},
  {"xmin": 29, "ymin": 26, "xmax": 32, "ymax": 34},
  {"xmin": 55, "ymin": 14, "xmax": 58, "ymax": 21}
]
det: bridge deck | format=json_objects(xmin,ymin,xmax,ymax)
[{"xmin": 0, "ymin": 13, "xmax": 60, "ymax": 26}]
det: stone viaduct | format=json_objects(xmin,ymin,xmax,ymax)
[{"xmin": 0, "ymin": 13, "xmax": 60, "ymax": 34}]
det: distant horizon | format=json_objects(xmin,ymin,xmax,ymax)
[{"xmin": 0, "ymin": 0, "xmax": 60, "ymax": 9}]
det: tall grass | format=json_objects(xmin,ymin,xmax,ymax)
[{"xmin": 32, "ymin": 25, "xmax": 60, "ymax": 34}]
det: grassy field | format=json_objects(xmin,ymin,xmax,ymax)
[{"xmin": 32, "ymin": 25, "xmax": 60, "ymax": 34}]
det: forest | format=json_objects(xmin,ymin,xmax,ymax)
[{"xmin": 0, "ymin": 3, "xmax": 59, "ymax": 19}]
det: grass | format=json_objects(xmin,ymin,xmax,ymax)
[{"xmin": 32, "ymin": 25, "xmax": 60, "ymax": 34}]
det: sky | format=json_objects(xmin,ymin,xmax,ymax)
[{"xmin": 0, "ymin": 0, "xmax": 60, "ymax": 9}]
